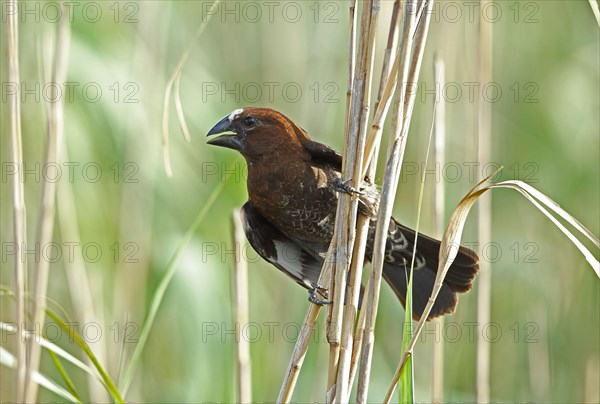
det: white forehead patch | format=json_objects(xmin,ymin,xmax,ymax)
[{"xmin": 228, "ymin": 108, "xmax": 244, "ymax": 121}]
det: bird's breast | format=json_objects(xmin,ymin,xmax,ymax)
[{"xmin": 247, "ymin": 162, "xmax": 339, "ymax": 245}]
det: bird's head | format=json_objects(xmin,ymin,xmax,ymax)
[{"xmin": 206, "ymin": 108, "xmax": 310, "ymax": 160}]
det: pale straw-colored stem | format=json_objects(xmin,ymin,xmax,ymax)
[
  {"xmin": 355, "ymin": 0, "xmax": 420, "ymax": 400},
  {"xmin": 232, "ymin": 209, "xmax": 252, "ymax": 403},
  {"xmin": 26, "ymin": 7, "xmax": 71, "ymax": 402},
  {"xmin": 431, "ymin": 55, "xmax": 446, "ymax": 403},
  {"xmin": 326, "ymin": 1, "xmax": 359, "ymax": 397},
  {"xmin": 345, "ymin": 5, "xmax": 401, "ymax": 389},
  {"xmin": 277, "ymin": 254, "xmax": 334, "ymax": 402},
  {"xmin": 358, "ymin": 1, "xmax": 435, "ymax": 401},
  {"xmin": 476, "ymin": 0, "xmax": 493, "ymax": 401},
  {"xmin": 333, "ymin": 1, "xmax": 384, "ymax": 401},
  {"xmin": 5, "ymin": 0, "xmax": 27, "ymax": 400},
  {"xmin": 328, "ymin": 1, "xmax": 380, "ymax": 402}
]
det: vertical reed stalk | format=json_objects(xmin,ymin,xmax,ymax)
[
  {"xmin": 326, "ymin": 0, "xmax": 359, "ymax": 397},
  {"xmin": 5, "ymin": 0, "xmax": 27, "ymax": 400},
  {"xmin": 356, "ymin": 1, "xmax": 427, "ymax": 401},
  {"xmin": 431, "ymin": 55, "xmax": 446, "ymax": 403},
  {"xmin": 346, "ymin": 0, "xmax": 400, "ymax": 379},
  {"xmin": 277, "ymin": 254, "xmax": 334, "ymax": 402},
  {"xmin": 280, "ymin": 1, "xmax": 435, "ymax": 401},
  {"xmin": 327, "ymin": 1, "xmax": 380, "ymax": 402},
  {"xmin": 358, "ymin": 1, "xmax": 436, "ymax": 401},
  {"xmin": 476, "ymin": 0, "xmax": 493, "ymax": 401},
  {"xmin": 232, "ymin": 209, "xmax": 252, "ymax": 403},
  {"xmin": 26, "ymin": 7, "xmax": 71, "ymax": 401}
]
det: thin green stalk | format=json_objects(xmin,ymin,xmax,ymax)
[
  {"xmin": 45, "ymin": 309, "xmax": 124, "ymax": 403},
  {"xmin": 397, "ymin": 102, "xmax": 437, "ymax": 404},
  {"xmin": 48, "ymin": 350, "xmax": 82, "ymax": 403}
]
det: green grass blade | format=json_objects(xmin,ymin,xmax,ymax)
[
  {"xmin": 399, "ymin": 103, "xmax": 437, "ymax": 404},
  {"xmin": 45, "ymin": 309, "xmax": 125, "ymax": 403},
  {"xmin": 48, "ymin": 350, "xmax": 82, "ymax": 403},
  {"xmin": 398, "ymin": 288, "xmax": 414, "ymax": 404},
  {"xmin": 1, "ymin": 347, "xmax": 79, "ymax": 402},
  {"xmin": 0, "ymin": 321, "xmax": 98, "ymax": 379},
  {"xmin": 119, "ymin": 179, "xmax": 226, "ymax": 396}
]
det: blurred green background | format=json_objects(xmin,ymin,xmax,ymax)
[{"xmin": 1, "ymin": 1, "xmax": 598, "ymax": 402}]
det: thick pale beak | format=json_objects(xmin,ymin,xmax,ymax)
[{"xmin": 206, "ymin": 116, "xmax": 244, "ymax": 151}]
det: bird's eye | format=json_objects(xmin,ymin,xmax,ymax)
[{"xmin": 243, "ymin": 116, "xmax": 256, "ymax": 128}]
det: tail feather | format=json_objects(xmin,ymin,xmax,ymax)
[
  {"xmin": 383, "ymin": 263, "xmax": 458, "ymax": 320},
  {"xmin": 383, "ymin": 221, "xmax": 480, "ymax": 320}
]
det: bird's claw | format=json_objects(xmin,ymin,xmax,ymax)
[
  {"xmin": 332, "ymin": 178, "xmax": 363, "ymax": 195},
  {"xmin": 308, "ymin": 282, "xmax": 330, "ymax": 305}
]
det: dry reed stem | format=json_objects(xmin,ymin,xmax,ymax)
[
  {"xmin": 360, "ymin": 0, "xmax": 400, "ymax": 184},
  {"xmin": 232, "ymin": 209, "xmax": 252, "ymax": 403},
  {"xmin": 277, "ymin": 252, "xmax": 334, "ymax": 402},
  {"xmin": 281, "ymin": 1, "xmax": 439, "ymax": 400},
  {"xmin": 476, "ymin": 1, "xmax": 493, "ymax": 400},
  {"xmin": 25, "ymin": 7, "xmax": 71, "ymax": 402},
  {"xmin": 6, "ymin": 0, "xmax": 27, "ymax": 400},
  {"xmin": 333, "ymin": 1, "xmax": 383, "ymax": 401},
  {"xmin": 327, "ymin": 5, "xmax": 373, "ymax": 347},
  {"xmin": 431, "ymin": 56, "xmax": 446, "ymax": 403},
  {"xmin": 335, "ymin": 213, "xmax": 370, "ymax": 399},
  {"xmin": 325, "ymin": 0, "xmax": 358, "ymax": 402},
  {"xmin": 326, "ymin": 1, "xmax": 358, "ymax": 396},
  {"xmin": 356, "ymin": 0, "xmax": 421, "ymax": 400},
  {"xmin": 345, "ymin": 7, "xmax": 401, "ymax": 388},
  {"xmin": 362, "ymin": 0, "xmax": 429, "ymax": 176},
  {"xmin": 347, "ymin": 273, "xmax": 369, "ymax": 390},
  {"xmin": 326, "ymin": 0, "xmax": 371, "ymax": 399},
  {"xmin": 344, "ymin": 0, "xmax": 358, "ymax": 142},
  {"xmin": 361, "ymin": 45, "xmax": 399, "ymax": 175},
  {"xmin": 376, "ymin": 3, "xmax": 437, "ymax": 402},
  {"xmin": 377, "ymin": 0, "xmax": 401, "ymax": 103}
]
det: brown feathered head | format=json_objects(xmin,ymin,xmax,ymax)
[{"xmin": 207, "ymin": 107, "xmax": 311, "ymax": 161}]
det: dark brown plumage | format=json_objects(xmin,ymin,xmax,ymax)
[{"xmin": 207, "ymin": 107, "xmax": 479, "ymax": 320}]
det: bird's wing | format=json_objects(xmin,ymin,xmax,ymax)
[
  {"xmin": 303, "ymin": 140, "xmax": 380, "ymax": 217},
  {"xmin": 303, "ymin": 140, "xmax": 343, "ymax": 169},
  {"xmin": 240, "ymin": 201, "xmax": 323, "ymax": 289}
]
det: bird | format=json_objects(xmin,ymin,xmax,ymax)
[{"xmin": 206, "ymin": 107, "xmax": 479, "ymax": 320}]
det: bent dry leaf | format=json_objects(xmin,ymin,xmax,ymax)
[
  {"xmin": 162, "ymin": 0, "xmax": 221, "ymax": 177},
  {"xmin": 384, "ymin": 172, "xmax": 600, "ymax": 401},
  {"xmin": 487, "ymin": 181, "xmax": 599, "ymax": 276}
]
